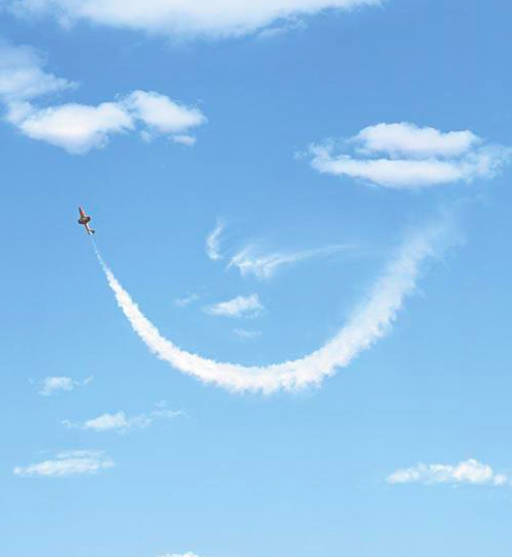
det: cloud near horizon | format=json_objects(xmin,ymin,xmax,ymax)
[
  {"xmin": 14, "ymin": 450, "xmax": 114, "ymax": 477},
  {"xmin": 306, "ymin": 122, "xmax": 512, "ymax": 189},
  {"xmin": 387, "ymin": 459, "xmax": 509, "ymax": 487},
  {"xmin": 94, "ymin": 218, "xmax": 454, "ymax": 394},
  {"xmin": 0, "ymin": 42, "xmax": 206, "ymax": 153},
  {"xmin": 8, "ymin": 0, "xmax": 383, "ymax": 40}
]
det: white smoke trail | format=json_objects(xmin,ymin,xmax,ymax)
[{"xmin": 93, "ymin": 222, "xmax": 450, "ymax": 394}]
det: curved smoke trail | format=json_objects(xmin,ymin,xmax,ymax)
[{"xmin": 94, "ymin": 223, "xmax": 449, "ymax": 394}]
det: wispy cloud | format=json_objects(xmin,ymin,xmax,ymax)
[
  {"xmin": 94, "ymin": 217, "xmax": 454, "ymax": 394},
  {"xmin": 229, "ymin": 245, "xmax": 345, "ymax": 279},
  {"xmin": 14, "ymin": 450, "xmax": 114, "ymax": 478},
  {"xmin": 38, "ymin": 376, "xmax": 93, "ymax": 396},
  {"xmin": 172, "ymin": 134, "xmax": 197, "ymax": 146},
  {"xmin": 234, "ymin": 328, "xmax": 262, "ymax": 339},
  {"xmin": 63, "ymin": 404, "xmax": 182, "ymax": 433},
  {"xmin": 205, "ymin": 219, "xmax": 225, "ymax": 261},
  {"xmin": 205, "ymin": 294, "xmax": 263, "ymax": 318},
  {"xmin": 175, "ymin": 293, "xmax": 199, "ymax": 307},
  {"xmin": 305, "ymin": 122, "xmax": 512, "ymax": 189},
  {"xmin": 8, "ymin": 0, "xmax": 383, "ymax": 40},
  {"xmin": 0, "ymin": 43, "xmax": 206, "ymax": 154},
  {"xmin": 0, "ymin": 41, "xmax": 74, "ymax": 100},
  {"xmin": 387, "ymin": 459, "xmax": 509, "ymax": 487}
]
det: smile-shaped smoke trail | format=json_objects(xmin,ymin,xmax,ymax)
[{"xmin": 94, "ymin": 222, "xmax": 450, "ymax": 394}]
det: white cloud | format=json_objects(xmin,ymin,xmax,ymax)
[
  {"xmin": 125, "ymin": 90, "xmax": 206, "ymax": 136},
  {"xmin": 387, "ymin": 459, "xmax": 509, "ymax": 487},
  {"xmin": 14, "ymin": 450, "xmax": 114, "ymax": 477},
  {"xmin": 256, "ymin": 17, "xmax": 307, "ymax": 40},
  {"xmin": 354, "ymin": 122, "xmax": 481, "ymax": 158},
  {"xmin": 175, "ymin": 293, "xmax": 199, "ymax": 307},
  {"xmin": 94, "ymin": 218, "xmax": 454, "ymax": 394},
  {"xmin": 229, "ymin": 245, "xmax": 345, "ymax": 279},
  {"xmin": 234, "ymin": 328, "xmax": 262, "ymax": 339},
  {"xmin": 0, "ymin": 42, "xmax": 74, "ymax": 101},
  {"xmin": 9, "ymin": 0, "xmax": 383, "ymax": 40},
  {"xmin": 205, "ymin": 219, "xmax": 225, "ymax": 261},
  {"xmin": 0, "ymin": 43, "xmax": 206, "ymax": 153},
  {"xmin": 306, "ymin": 122, "xmax": 512, "ymax": 189},
  {"xmin": 38, "ymin": 376, "xmax": 93, "ymax": 396},
  {"xmin": 205, "ymin": 294, "xmax": 263, "ymax": 318},
  {"xmin": 10, "ymin": 101, "xmax": 134, "ymax": 154},
  {"xmin": 7, "ymin": 93, "xmax": 205, "ymax": 154},
  {"xmin": 63, "ymin": 405, "xmax": 182, "ymax": 433},
  {"xmin": 172, "ymin": 134, "xmax": 196, "ymax": 146}
]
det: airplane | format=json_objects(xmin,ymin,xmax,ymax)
[{"xmin": 78, "ymin": 207, "xmax": 95, "ymax": 235}]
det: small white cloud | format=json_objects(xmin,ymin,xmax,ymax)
[
  {"xmin": 172, "ymin": 134, "xmax": 197, "ymax": 146},
  {"xmin": 14, "ymin": 450, "xmax": 114, "ymax": 478},
  {"xmin": 71, "ymin": 411, "xmax": 147, "ymax": 432},
  {"xmin": 63, "ymin": 406, "xmax": 182, "ymax": 433},
  {"xmin": 175, "ymin": 293, "xmax": 199, "ymax": 307},
  {"xmin": 9, "ymin": 0, "xmax": 383, "ymax": 40},
  {"xmin": 205, "ymin": 294, "xmax": 263, "ymax": 318},
  {"xmin": 205, "ymin": 219, "xmax": 225, "ymax": 261},
  {"xmin": 387, "ymin": 459, "xmax": 509, "ymax": 487},
  {"xmin": 229, "ymin": 244, "xmax": 344, "ymax": 279},
  {"xmin": 123, "ymin": 90, "xmax": 206, "ymax": 140},
  {"xmin": 0, "ymin": 43, "xmax": 207, "ymax": 154},
  {"xmin": 38, "ymin": 376, "xmax": 92, "ymax": 396},
  {"xmin": 234, "ymin": 328, "xmax": 262, "ymax": 339},
  {"xmin": 306, "ymin": 122, "xmax": 512, "ymax": 189}
]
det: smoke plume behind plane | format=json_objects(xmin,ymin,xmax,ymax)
[{"xmin": 94, "ymin": 221, "xmax": 450, "ymax": 394}]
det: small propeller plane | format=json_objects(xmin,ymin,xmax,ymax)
[{"xmin": 78, "ymin": 207, "xmax": 95, "ymax": 235}]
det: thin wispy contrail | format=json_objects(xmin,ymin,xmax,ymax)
[{"xmin": 93, "ymin": 222, "xmax": 450, "ymax": 394}]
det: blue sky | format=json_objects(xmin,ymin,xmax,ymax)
[{"xmin": 2, "ymin": 0, "xmax": 512, "ymax": 555}]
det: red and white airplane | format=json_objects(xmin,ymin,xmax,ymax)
[{"xmin": 78, "ymin": 207, "xmax": 95, "ymax": 235}]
